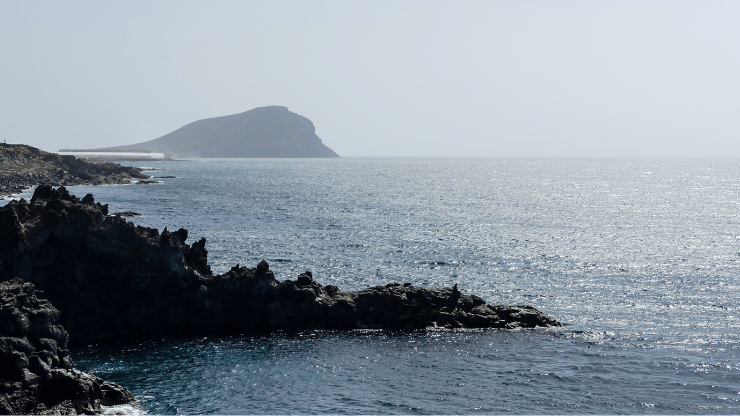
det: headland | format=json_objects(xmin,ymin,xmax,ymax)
[
  {"xmin": 1, "ymin": 185, "xmax": 559, "ymax": 345},
  {"xmin": 87, "ymin": 106, "xmax": 340, "ymax": 158}
]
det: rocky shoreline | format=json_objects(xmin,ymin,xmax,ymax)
[
  {"xmin": 0, "ymin": 143, "xmax": 149, "ymax": 199},
  {"xmin": 0, "ymin": 185, "xmax": 560, "ymax": 413},
  {"xmin": 0, "ymin": 278, "xmax": 136, "ymax": 414},
  {"xmin": 1, "ymin": 185, "xmax": 560, "ymax": 345}
]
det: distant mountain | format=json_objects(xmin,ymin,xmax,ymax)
[{"xmin": 100, "ymin": 106, "xmax": 339, "ymax": 158}]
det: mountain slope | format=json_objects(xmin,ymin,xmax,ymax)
[{"xmin": 106, "ymin": 106, "xmax": 339, "ymax": 158}]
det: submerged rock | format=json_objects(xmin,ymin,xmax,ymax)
[
  {"xmin": 112, "ymin": 211, "xmax": 141, "ymax": 217},
  {"xmin": 0, "ymin": 185, "xmax": 560, "ymax": 347},
  {"xmin": 0, "ymin": 278, "xmax": 136, "ymax": 414}
]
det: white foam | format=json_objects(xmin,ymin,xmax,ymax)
[{"xmin": 101, "ymin": 403, "xmax": 147, "ymax": 415}]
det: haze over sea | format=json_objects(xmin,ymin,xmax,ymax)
[{"xmin": 9, "ymin": 158, "xmax": 739, "ymax": 414}]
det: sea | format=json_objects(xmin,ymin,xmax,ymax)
[{"xmin": 4, "ymin": 158, "xmax": 739, "ymax": 414}]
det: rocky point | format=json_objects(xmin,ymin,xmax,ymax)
[{"xmin": 0, "ymin": 185, "xmax": 560, "ymax": 347}]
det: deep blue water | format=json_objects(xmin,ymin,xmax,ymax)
[{"xmin": 7, "ymin": 158, "xmax": 740, "ymax": 413}]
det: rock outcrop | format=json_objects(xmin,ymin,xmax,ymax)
[
  {"xmin": 0, "ymin": 143, "xmax": 149, "ymax": 198},
  {"xmin": 0, "ymin": 185, "xmax": 559, "ymax": 347},
  {"xmin": 92, "ymin": 106, "xmax": 340, "ymax": 158},
  {"xmin": 0, "ymin": 278, "xmax": 136, "ymax": 414}
]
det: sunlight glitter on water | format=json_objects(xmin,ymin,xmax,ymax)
[{"xmin": 51, "ymin": 158, "xmax": 740, "ymax": 413}]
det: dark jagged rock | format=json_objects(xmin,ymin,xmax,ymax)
[
  {"xmin": 0, "ymin": 278, "xmax": 136, "ymax": 414},
  {"xmin": 112, "ymin": 211, "xmax": 141, "ymax": 217},
  {"xmin": 0, "ymin": 143, "xmax": 149, "ymax": 198},
  {"xmin": 0, "ymin": 186, "xmax": 559, "ymax": 346}
]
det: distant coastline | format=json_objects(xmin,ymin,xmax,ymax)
[
  {"xmin": 0, "ymin": 143, "xmax": 150, "ymax": 199},
  {"xmin": 57, "ymin": 149, "xmax": 167, "ymax": 161}
]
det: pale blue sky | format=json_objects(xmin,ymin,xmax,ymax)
[{"xmin": 1, "ymin": 0, "xmax": 739, "ymax": 157}]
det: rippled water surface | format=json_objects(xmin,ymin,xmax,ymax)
[{"xmin": 17, "ymin": 158, "xmax": 739, "ymax": 413}]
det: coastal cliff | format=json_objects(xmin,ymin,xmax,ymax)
[
  {"xmin": 95, "ymin": 106, "xmax": 339, "ymax": 158},
  {"xmin": 0, "ymin": 186, "xmax": 559, "ymax": 346},
  {"xmin": 0, "ymin": 143, "xmax": 149, "ymax": 199}
]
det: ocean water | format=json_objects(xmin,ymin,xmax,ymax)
[{"xmin": 7, "ymin": 158, "xmax": 740, "ymax": 413}]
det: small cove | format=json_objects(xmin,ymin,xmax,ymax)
[{"xmin": 17, "ymin": 157, "xmax": 738, "ymax": 414}]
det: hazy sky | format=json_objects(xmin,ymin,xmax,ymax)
[{"xmin": 1, "ymin": 1, "xmax": 739, "ymax": 157}]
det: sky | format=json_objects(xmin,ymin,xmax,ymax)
[{"xmin": 1, "ymin": 0, "xmax": 739, "ymax": 158}]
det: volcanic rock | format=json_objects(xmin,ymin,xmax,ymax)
[
  {"xmin": 0, "ymin": 278, "xmax": 136, "ymax": 414},
  {"xmin": 0, "ymin": 143, "xmax": 149, "ymax": 199},
  {"xmin": 0, "ymin": 186, "xmax": 559, "ymax": 347}
]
